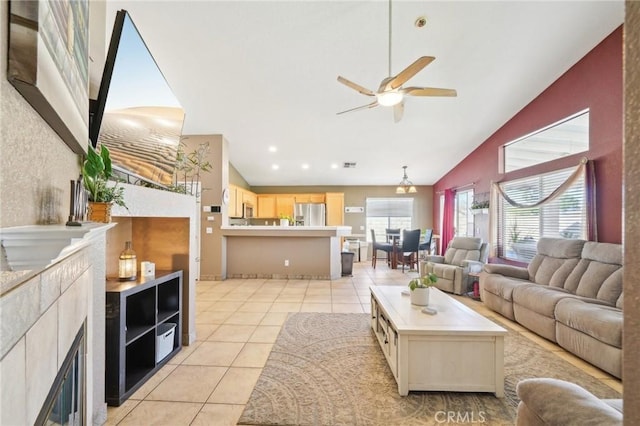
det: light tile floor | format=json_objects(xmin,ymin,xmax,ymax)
[{"xmin": 106, "ymin": 262, "xmax": 622, "ymax": 425}]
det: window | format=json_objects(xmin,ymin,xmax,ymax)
[
  {"xmin": 454, "ymin": 189, "xmax": 475, "ymax": 237},
  {"xmin": 366, "ymin": 198, "xmax": 413, "ymax": 242},
  {"xmin": 502, "ymin": 110, "xmax": 589, "ymax": 173},
  {"xmin": 495, "ymin": 165, "xmax": 587, "ymax": 262}
]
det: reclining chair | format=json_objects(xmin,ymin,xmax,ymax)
[{"xmin": 420, "ymin": 236, "xmax": 488, "ymax": 295}]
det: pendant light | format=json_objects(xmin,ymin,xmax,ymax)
[{"xmin": 396, "ymin": 166, "xmax": 417, "ymax": 194}]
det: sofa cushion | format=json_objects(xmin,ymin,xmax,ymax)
[
  {"xmin": 582, "ymin": 241, "xmax": 623, "ymax": 265},
  {"xmin": 515, "ymin": 378, "xmax": 622, "ymax": 426},
  {"xmin": 430, "ymin": 263, "xmax": 457, "ymax": 281},
  {"xmin": 555, "ymin": 298, "xmax": 623, "ymax": 348},
  {"xmin": 512, "ymin": 284, "xmax": 575, "ymax": 317},
  {"xmin": 527, "ymin": 238, "xmax": 585, "ymax": 286},
  {"xmin": 562, "ymin": 242, "xmax": 623, "ymax": 303},
  {"xmin": 483, "ymin": 274, "xmax": 531, "ymax": 302},
  {"xmin": 444, "ymin": 237, "xmax": 482, "ymax": 266}
]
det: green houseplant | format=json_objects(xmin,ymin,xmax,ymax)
[
  {"xmin": 408, "ymin": 273, "xmax": 438, "ymax": 306},
  {"xmin": 82, "ymin": 144, "xmax": 126, "ymax": 222}
]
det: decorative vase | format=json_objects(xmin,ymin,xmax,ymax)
[
  {"xmin": 410, "ymin": 287, "xmax": 430, "ymax": 306},
  {"xmin": 280, "ymin": 219, "xmax": 289, "ymax": 226},
  {"xmin": 87, "ymin": 201, "xmax": 112, "ymax": 223}
]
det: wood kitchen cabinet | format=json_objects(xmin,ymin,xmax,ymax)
[
  {"xmin": 295, "ymin": 193, "xmax": 325, "ymax": 203},
  {"xmin": 276, "ymin": 195, "xmax": 295, "ymax": 217},
  {"xmin": 242, "ymin": 190, "xmax": 257, "ymax": 207},
  {"xmin": 228, "ymin": 185, "xmax": 239, "ymax": 217},
  {"xmin": 257, "ymin": 195, "xmax": 276, "ymax": 218},
  {"xmin": 325, "ymin": 192, "xmax": 344, "ymax": 225}
]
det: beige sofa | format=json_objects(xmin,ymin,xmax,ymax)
[
  {"xmin": 480, "ymin": 238, "xmax": 623, "ymax": 378},
  {"xmin": 420, "ymin": 236, "xmax": 488, "ymax": 295},
  {"xmin": 516, "ymin": 378, "xmax": 622, "ymax": 425}
]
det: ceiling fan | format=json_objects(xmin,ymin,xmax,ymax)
[{"xmin": 336, "ymin": 1, "xmax": 457, "ymax": 122}]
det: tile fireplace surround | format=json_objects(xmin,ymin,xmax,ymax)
[{"xmin": 0, "ymin": 224, "xmax": 114, "ymax": 425}]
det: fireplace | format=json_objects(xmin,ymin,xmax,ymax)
[{"xmin": 36, "ymin": 324, "xmax": 85, "ymax": 426}]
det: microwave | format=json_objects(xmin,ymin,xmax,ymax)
[{"xmin": 243, "ymin": 203, "xmax": 254, "ymax": 218}]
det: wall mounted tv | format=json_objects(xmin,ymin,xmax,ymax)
[{"xmin": 90, "ymin": 9, "xmax": 185, "ymax": 187}]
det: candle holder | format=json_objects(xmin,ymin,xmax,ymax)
[{"xmin": 118, "ymin": 241, "xmax": 137, "ymax": 281}]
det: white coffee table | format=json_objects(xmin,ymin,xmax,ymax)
[{"xmin": 370, "ymin": 285, "xmax": 507, "ymax": 397}]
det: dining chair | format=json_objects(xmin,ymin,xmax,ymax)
[
  {"xmin": 371, "ymin": 229, "xmax": 393, "ymax": 269},
  {"xmin": 385, "ymin": 228, "xmax": 401, "ymax": 243},
  {"xmin": 398, "ymin": 229, "xmax": 421, "ymax": 272},
  {"xmin": 418, "ymin": 229, "xmax": 434, "ymax": 257}
]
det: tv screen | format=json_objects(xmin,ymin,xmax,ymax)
[{"xmin": 90, "ymin": 10, "xmax": 185, "ymax": 187}]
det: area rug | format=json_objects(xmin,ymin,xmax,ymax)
[{"xmin": 239, "ymin": 313, "xmax": 620, "ymax": 426}]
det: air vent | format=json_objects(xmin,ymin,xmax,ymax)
[{"xmin": 343, "ymin": 162, "xmax": 357, "ymax": 168}]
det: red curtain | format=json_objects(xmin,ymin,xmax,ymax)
[{"xmin": 441, "ymin": 188, "xmax": 456, "ymax": 253}]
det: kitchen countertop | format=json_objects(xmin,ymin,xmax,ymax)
[{"xmin": 221, "ymin": 225, "xmax": 352, "ymax": 237}]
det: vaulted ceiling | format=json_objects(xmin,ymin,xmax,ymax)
[{"xmin": 103, "ymin": 1, "xmax": 624, "ymax": 187}]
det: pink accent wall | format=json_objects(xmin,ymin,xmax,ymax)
[{"xmin": 433, "ymin": 26, "xmax": 623, "ymax": 245}]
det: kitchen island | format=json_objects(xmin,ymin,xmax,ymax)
[{"xmin": 220, "ymin": 226, "xmax": 352, "ymax": 280}]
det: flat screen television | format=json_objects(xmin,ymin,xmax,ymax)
[{"xmin": 90, "ymin": 9, "xmax": 185, "ymax": 187}]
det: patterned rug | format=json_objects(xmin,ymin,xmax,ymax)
[{"xmin": 239, "ymin": 313, "xmax": 620, "ymax": 426}]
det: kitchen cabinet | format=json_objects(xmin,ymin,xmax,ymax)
[
  {"xmin": 295, "ymin": 193, "xmax": 325, "ymax": 203},
  {"xmin": 229, "ymin": 185, "xmax": 257, "ymax": 218},
  {"xmin": 325, "ymin": 192, "xmax": 344, "ymax": 225},
  {"xmin": 228, "ymin": 186, "xmax": 238, "ymax": 217},
  {"xmin": 242, "ymin": 190, "xmax": 257, "ymax": 208},
  {"xmin": 276, "ymin": 195, "xmax": 295, "ymax": 218},
  {"xmin": 257, "ymin": 195, "xmax": 276, "ymax": 218}
]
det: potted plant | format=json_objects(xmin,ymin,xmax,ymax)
[
  {"xmin": 82, "ymin": 144, "xmax": 126, "ymax": 223},
  {"xmin": 471, "ymin": 199, "xmax": 490, "ymax": 214},
  {"xmin": 408, "ymin": 273, "xmax": 438, "ymax": 306},
  {"xmin": 279, "ymin": 214, "xmax": 293, "ymax": 226}
]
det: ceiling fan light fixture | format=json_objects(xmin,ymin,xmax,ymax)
[
  {"xmin": 396, "ymin": 166, "xmax": 417, "ymax": 194},
  {"xmin": 377, "ymin": 91, "xmax": 403, "ymax": 106}
]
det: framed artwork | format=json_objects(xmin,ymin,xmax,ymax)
[{"xmin": 8, "ymin": 0, "xmax": 89, "ymax": 155}]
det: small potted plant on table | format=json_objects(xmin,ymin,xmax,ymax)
[
  {"xmin": 82, "ymin": 144, "xmax": 126, "ymax": 223},
  {"xmin": 408, "ymin": 273, "xmax": 438, "ymax": 306}
]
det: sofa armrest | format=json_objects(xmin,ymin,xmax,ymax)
[
  {"xmin": 483, "ymin": 263, "xmax": 530, "ymax": 280},
  {"xmin": 516, "ymin": 378, "xmax": 622, "ymax": 426},
  {"xmin": 425, "ymin": 255, "xmax": 445, "ymax": 264}
]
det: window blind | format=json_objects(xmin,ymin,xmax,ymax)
[
  {"xmin": 366, "ymin": 198, "xmax": 413, "ymax": 217},
  {"xmin": 496, "ymin": 166, "xmax": 586, "ymax": 262}
]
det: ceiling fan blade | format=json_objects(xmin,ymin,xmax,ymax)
[
  {"xmin": 384, "ymin": 56, "xmax": 435, "ymax": 91},
  {"xmin": 393, "ymin": 101, "xmax": 404, "ymax": 123},
  {"xmin": 336, "ymin": 101, "xmax": 379, "ymax": 115},
  {"xmin": 337, "ymin": 76, "xmax": 376, "ymax": 96},
  {"xmin": 402, "ymin": 87, "xmax": 457, "ymax": 97}
]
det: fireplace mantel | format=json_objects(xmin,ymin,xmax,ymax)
[{"xmin": 1, "ymin": 223, "xmax": 115, "ymax": 294}]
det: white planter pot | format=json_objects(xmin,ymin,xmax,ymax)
[
  {"xmin": 280, "ymin": 219, "xmax": 289, "ymax": 226},
  {"xmin": 410, "ymin": 287, "xmax": 430, "ymax": 306}
]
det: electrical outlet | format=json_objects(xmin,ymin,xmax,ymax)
[
  {"xmin": 360, "ymin": 225, "xmax": 364, "ymax": 231},
  {"xmin": 206, "ymin": 227, "xmax": 213, "ymax": 234},
  {"xmin": 284, "ymin": 259, "xmax": 289, "ymax": 266}
]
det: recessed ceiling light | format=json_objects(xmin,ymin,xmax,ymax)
[
  {"xmin": 272, "ymin": 164, "xmax": 279, "ymax": 170},
  {"xmin": 268, "ymin": 146, "xmax": 277, "ymax": 153},
  {"xmin": 331, "ymin": 163, "xmax": 338, "ymax": 169},
  {"xmin": 302, "ymin": 164, "xmax": 309, "ymax": 169}
]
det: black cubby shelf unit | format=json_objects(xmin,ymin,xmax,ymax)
[{"xmin": 105, "ymin": 270, "xmax": 183, "ymax": 406}]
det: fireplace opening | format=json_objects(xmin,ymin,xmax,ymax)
[{"xmin": 36, "ymin": 324, "xmax": 86, "ymax": 426}]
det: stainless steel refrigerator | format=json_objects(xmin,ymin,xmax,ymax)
[{"xmin": 294, "ymin": 203, "xmax": 326, "ymax": 226}]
